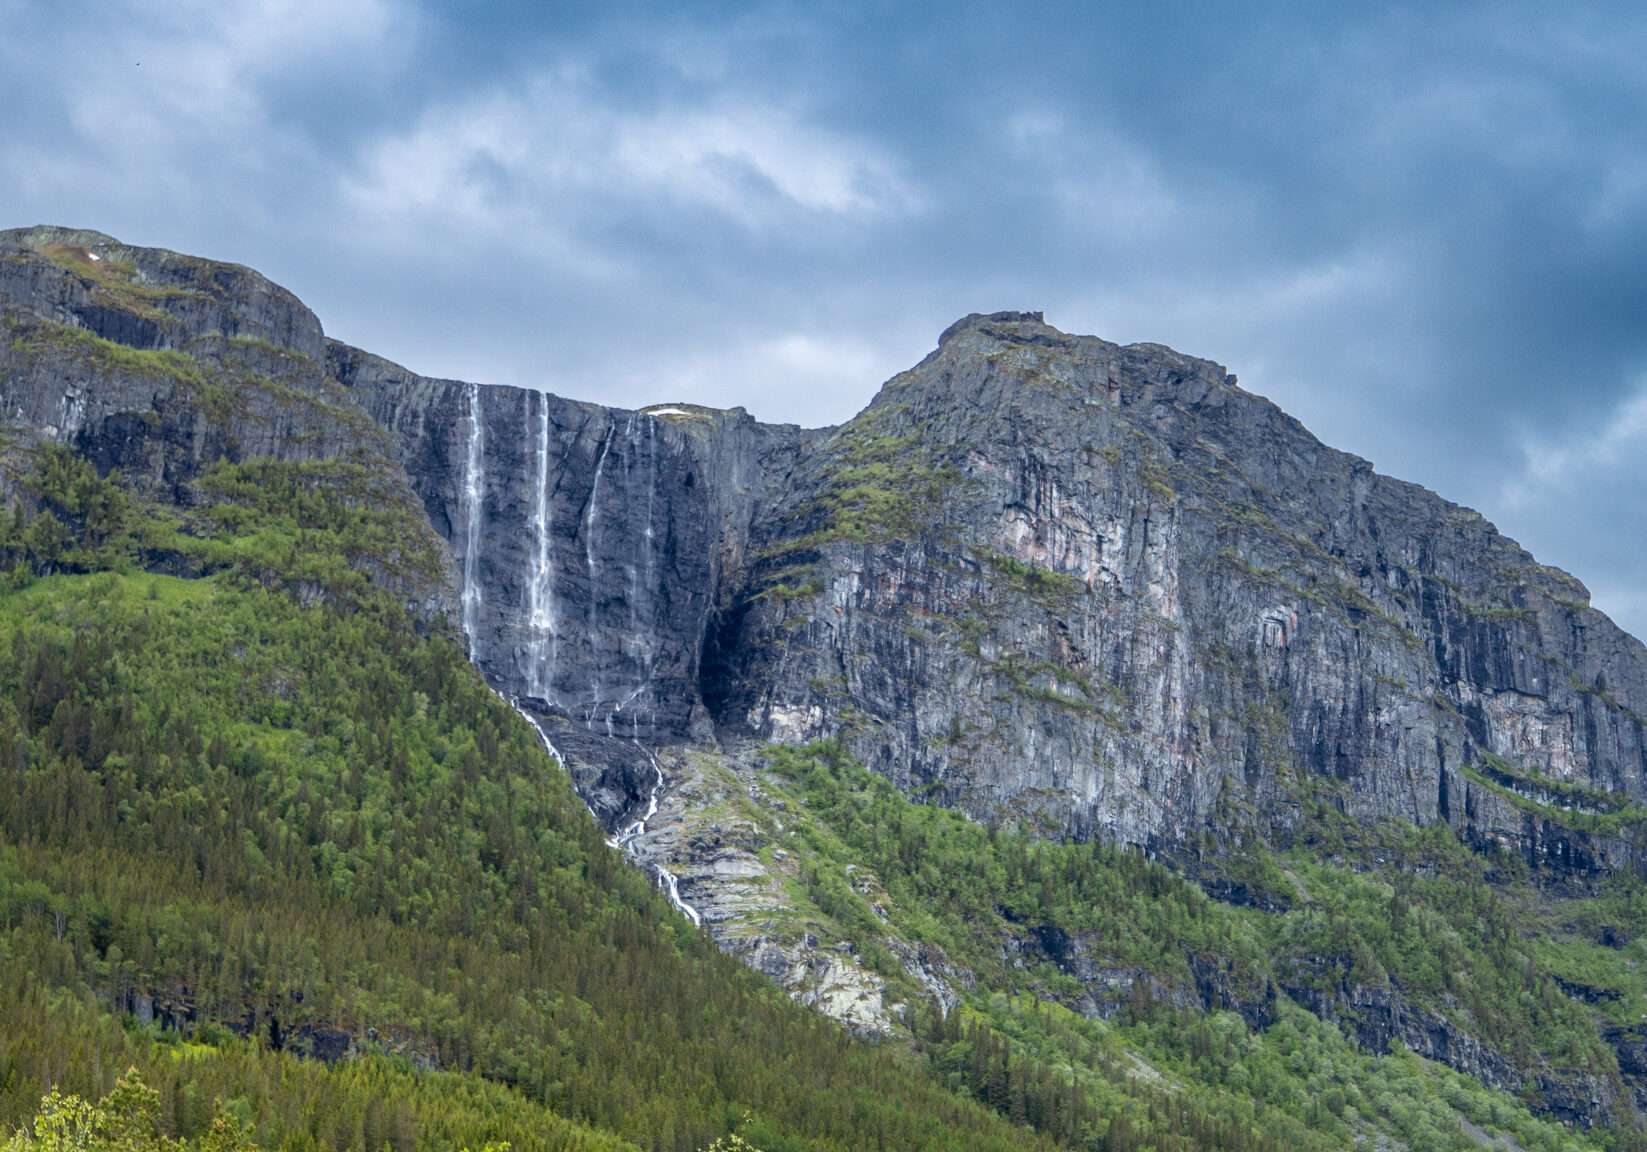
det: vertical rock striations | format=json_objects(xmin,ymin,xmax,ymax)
[
  {"xmin": 331, "ymin": 307, "xmax": 1647, "ymax": 886},
  {"xmin": 699, "ymin": 312, "xmax": 1647, "ymax": 876},
  {"xmin": 7, "ymin": 226, "xmax": 1642, "ymax": 899},
  {"xmin": 335, "ymin": 345, "xmax": 735, "ymax": 742}
]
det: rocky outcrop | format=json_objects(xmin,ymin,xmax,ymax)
[
  {"xmin": 700, "ymin": 312, "xmax": 1647, "ymax": 873},
  {"xmin": 0, "ymin": 226, "xmax": 458, "ymax": 613},
  {"xmin": 328, "ymin": 306, "xmax": 1647, "ymax": 889}
]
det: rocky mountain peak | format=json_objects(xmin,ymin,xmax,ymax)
[
  {"xmin": 0, "ymin": 225, "xmax": 325, "ymax": 362},
  {"xmin": 936, "ymin": 309, "xmax": 1049, "ymax": 343},
  {"xmin": 890, "ymin": 309, "xmax": 1238, "ymax": 431}
]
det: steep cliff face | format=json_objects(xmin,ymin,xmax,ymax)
[
  {"xmin": 333, "ymin": 344, "xmax": 720, "ymax": 741},
  {"xmin": 698, "ymin": 312, "xmax": 1647, "ymax": 868},
  {"xmin": 15, "ymin": 229, "xmax": 1637, "ymax": 863},
  {"xmin": 328, "ymin": 341, "xmax": 824, "ymax": 823},
  {"xmin": 322, "ymin": 304, "xmax": 1647, "ymax": 879}
]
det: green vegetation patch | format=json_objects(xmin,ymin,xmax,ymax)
[
  {"xmin": 0, "ymin": 568, "xmax": 1054, "ymax": 1152},
  {"xmin": 748, "ymin": 743, "xmax": 1623, "ymax": 1150},
  {"xmin": 39, "ymin": 243, "xmax": 211, "ymax": 328},
  {"xmin": 974, "ymin": 549, "xmax": 1087, "ymax": 602},
  {"xmin": 7, "ymin": 315, "xmax": 205, "ymax": 389},
  {"xmin": 1461, "ymin": 752, "xmax": 1647, "ymax": 836},
  {"xmin": 776, "ymin": 405, "xmax": 969, "ymax": 552},
  {"xmin": 0, "ymin": 443, "xmax": 444, "ymax": 612}
]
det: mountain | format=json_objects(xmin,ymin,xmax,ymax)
[
  {"xmin": 3, "ymin": 225, "xmax": 1647, "ymax": 1150},
  {"xmin": 345, "ymin": 297, "xmax": 1647, "ymax": 1131},
  {"xmin": 361, "ymin": 305, "xmax": 1647, "ymax": 858}
]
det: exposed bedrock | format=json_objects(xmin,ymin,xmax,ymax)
[
  {"xmin": 0, "ymin": 226, "xmax": 459, "ymax": 614},
  {"xmin": 694, "ymin": 312, "xmax": 1647, "ymax": 871},
  {"xmin": 333, "ymin": 309, "xmax": 1647, "ymax": 887},
  {"xmin": 7, "ymin": 230, "xmax": 1643, "ymax": 875}
]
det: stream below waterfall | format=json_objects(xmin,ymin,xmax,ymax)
[{"xmin": 505, "ymin": 695, "xmax": 702, "ymax": 928}]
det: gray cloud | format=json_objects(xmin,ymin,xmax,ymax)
[{"xmin": 3, "ymin": 0, "xmax": 1646, "ymax": 634}]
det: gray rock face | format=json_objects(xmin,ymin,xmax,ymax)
[
  {"xmin": 685, "ymin": 312, "xmax": 1647, "ymax": 873},
  {"xmin": 0, "ymin": 226, "xmax": 458, "ymax": 613},
  {"xmin": 327, "ymin": 306, "xmax": 1647, "ymax": 885},
  {"xmin": 334, "ymin": 343, "xmax": 725, "ymax": 740},
  {"xmin": 0, "ymin": 226, "xmax": 325, "ymax": 361},
  {"xmin": 13, "ymin": 233, "xmax": 1639, "ymax": 869}
]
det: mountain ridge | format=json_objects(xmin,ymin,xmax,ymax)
[{"xmin": 6, "ymin": 226, "xmax": 1647, "ymax": 1141}]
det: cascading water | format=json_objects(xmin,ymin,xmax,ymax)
[
  {"xmin": 525, "ymin": 391, "xmax": 558, "ymax": 702},
  {"xmin": 585, "ymin": 425, "xmax": 614, "ymax": 731},
  {"xmin": 513, "ymin": 691, "xmax": 699, "ymax": 925},
  {"xmin": 639, "ymin": 415, "xmax": 658, "ymax": 734},
  {"xmin": 615, "ymin": 743, "xmax": 701, "ymax": 927},
  {"xmin": 611, "ymin": 412, "xmax": 660, "ymax": 740},
  {"xmin": 460, "ymin": 382, "xmax": 485, "ymax": 656},
  {"xmin": 505, "ymin": 693, "xmax": 616, "ymax": 844},
  {"xmin": 468, "ymin": 395, "xmax": 695, "ymax": 926}
]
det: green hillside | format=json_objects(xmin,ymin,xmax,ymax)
[
  {"xmin": 0, "ymin": 441, "xmax": 1055, "ymax": 1152},
  {"xmin": 655, "ymin": 739, "xmax": 1647, "ymax": 1152}
]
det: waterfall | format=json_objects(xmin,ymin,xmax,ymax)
[
  {"xmin": 624, "ymin": 415, "xmax": 641, "ymax": 737},
  {"xmin": 615, "ymin": 743, "xmax": 702, "ymax": 927},
  {"xmin": 506, "ymin": 693, "xmax": 616, "ymax": 844},
  {"xmin": 585, "ymin": 425, "xmax": 615, "ymax": 731},
  {"xmin": 607, "ymin": 413, "xmax": 663, "ymax": 740},
  {"xmin": 461, "ymin": 383, "xmax": 485, "ymax": 656},
  {"xmin": 644, "ymin": 416, "xmax": 658, "ymax": 730},
  {"xmin": 487, "ymin": 407, "xmax": 695, "ymax": 929},
  {"xmin": 525, "ymin": 391, "xmax": 557, "ymax": 702},
  {"xmin": 510, "ymin": 692, "xmax": 699, "ymax": 926}
]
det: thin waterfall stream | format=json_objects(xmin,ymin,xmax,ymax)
[
  {"xmin": 460, "ymin": 383, "xmax": 485, "ymax": 656},
  {"xmin": 510, "ymin": 693, "xmax": 700, "ymax": 926},
  {"xmin": 526, "ymin": 390, "xmax": 557, "ymax": 702},
  {"xmin": 462, "ymin": 397, "xmax": 697, "ymax": 928},
  {"xmin": 584, "ymin": 426, "xmax": 614, "ymax": 732}
]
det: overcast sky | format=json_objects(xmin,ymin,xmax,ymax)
[{"xmin": 3, "ymin": 1, "xmax": 1646, "ymax": 635}]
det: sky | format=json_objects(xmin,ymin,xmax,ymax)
[{"xmin": 3, "ymin": 1, "xmax": 1646, "ymax": 636}]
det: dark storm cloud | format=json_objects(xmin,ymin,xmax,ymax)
[{"xmin": 2, "ymin": 1, "xmax": 1646, "ymax": 632}]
